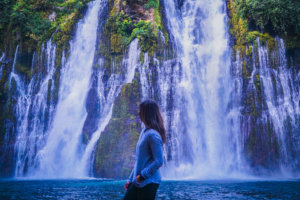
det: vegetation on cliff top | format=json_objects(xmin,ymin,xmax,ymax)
[
  {"xmin": 235, "ymin": 0, "xmax": 300, "ymax": 36},
  {"xmin": 231, "ymin": 0, "xmax": 300, "ymax": 50},
  {"xmin": 104, "ymin": 0, "xmax": 168, "ymax": 56},
  {"xmin": 0, "ymin": 0, "xmax": 91, "ymax": 52},
  {"xmin": 227, "ymin": 0, "xmax": 276, "ymax": 56}
]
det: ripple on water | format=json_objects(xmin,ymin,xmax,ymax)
[{"xmin": 0, "ymin": 180, "xmax": 300, "ymax": 200}]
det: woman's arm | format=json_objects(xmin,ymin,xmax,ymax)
[
  {"xmin": 140, "ymin": 133, "xmax": 163, "ymax": 179},
  {"xmin": 128, "ymin": 165, "xmax": 135, "ymax": 182},
  {"xmin": 125, "ymin": 165, "xmax": 135, "ymax": 190}
]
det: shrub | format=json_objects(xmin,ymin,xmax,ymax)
[
  {"xmin": 0, "ymin": 0, "xmax": 91, "ymax": 50},
  {"xmin": 144, "ymin": 0, "xmax": 159, "ymax": 9},
  {"xmin": 235, "ymin": 0, "xmax": 300, "ymax": 35}
]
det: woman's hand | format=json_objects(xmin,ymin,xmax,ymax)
[
  {"xmin": 136, "ymin": 174, "xmax": 145, "ymax": 183},
  {"xmin": 124, "ymin": 181, "xmax": 130, "ymax": 190}
]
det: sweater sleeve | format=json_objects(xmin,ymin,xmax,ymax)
[
  {"xmin": 141, "ymin": 132, "xmax": 163, "ymax": 179},
  {"xmin": 128, "ymin": 163, "xmax": 136, "ymax": 182},
  {"xmin": 128, "ymin": 164, "xmax": 135, "ymax": 182}
]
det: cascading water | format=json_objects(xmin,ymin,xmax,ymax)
[
  {"xmin": 9, "ymin": 45, "xmax": 20, "ymax": 87},
  {"xmin": 79, "ymin": 38, "xmax": 140, "ymax": 175},
  {"xmin": 0, "ymin": 52, "xmax": 5, "ymax": 79},
  {"xmin": 32, "ymin": 0, "xmax": 104, "ymax": 178},
  {"xmin": 5, "ymin": 0, "xmax": 141, "ymax": 178},
  {"xmin": 161, "ymin": 0, "xmax": 245, "ymax": 178},
  {"xmin": 11, "ymin": 0, "xmax": 141, "ymax": 178},
  {"xmin": 3, "ymin": 0, "xmax": 300, "ymax": 180},
  {"xmin": 14, "ymin": 41, "xmax": 56, "ymax": 177},
  {"xmin": 253, "ymin": 38, "xmax": 300, "ymax": 174}
]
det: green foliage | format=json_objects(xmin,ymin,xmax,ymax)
[
  {"xmin": 227, "ymin": 0, "xmax": 278, "ymax": 55},
  {"xmin": 105, "ymin": 11, "xmax": 157, "ymax": 53},
  {"xmin": 132, "ymin": 20, "xmax": 157, "ymax": 52},
  {"xmin": 0, "ymin": 0, "xmax": 15, "ymax": 44},
  {"xmin": 11, "ymin": 3, "xmax": 52, "ymax": 41},
  {"xmin": 0, "ymin": 0, "xmax": 91, "ymax": 51},
  {"xmin": 104, "ymin": 0, "xmax": 168, "ymax": 56},
  {"xmin": 144, "ymin": 0, "xmax": 159, "ymax": 9},
  {"xmin": 0, "ymin": 0, "xmax": 52, "ymax": 49},
  {"xmin": 235, "ymin": 0, "xmax": 300, "ymax": 35}
]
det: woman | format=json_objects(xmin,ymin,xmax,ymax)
[{"xmin": 123, "ymin": 100, "xmax": 166, "ymax": 200}]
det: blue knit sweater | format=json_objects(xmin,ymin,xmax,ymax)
[{"xmin": 128, "ymin": 128, "xmax": 163, "ymax": 188}]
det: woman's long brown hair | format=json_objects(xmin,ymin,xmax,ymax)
[{"xmin": 138, "ymin": 100, "xmax": 166, "ymax": 143}]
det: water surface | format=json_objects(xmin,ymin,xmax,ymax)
[{"xmin": 1, "ymin": 179, "xmax": 300, "ymax": 199}]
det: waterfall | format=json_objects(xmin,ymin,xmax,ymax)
[
  {"xmin": 161, "ymin": 0, "xmax": 300, "ymax": 178},
  {"xmin": 138, "ymin": 53, "xmax": 152, "ymax": 100},
  {"xmin": 252, "ymin": 38, "xmax": 300, "ymax": 174},
  {"xmin": 0, "ymin": 52, "xmax": 5, "ymax": 79},
  {"xmin": 9, "ymin": 45, "xmax": 20, "ymax": 87},
  {"xmin": 161, "ymin": 0, "xmax": 245, "ymax": 178},
  {"xmin": 14, "ymin": 41, "xmax": 56, "ymax": 177},
  {"xmin": 7, "ymin": 0, "xmax": 142, "ymax": 178},
  {"xmin": 2, "ymin": 0, "xmax": 300, "ymax": 179},
  {"xmin": 31, "ymin": 0, "xmax": 104, "ymax": 178}
]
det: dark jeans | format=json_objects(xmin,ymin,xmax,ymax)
[{"xmin": 123, "ymin": 183, "xmax": 159, "ymax": 200}]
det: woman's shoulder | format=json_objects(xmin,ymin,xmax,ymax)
[
  {"xmin": 144, "ymin": 128, "xmax": 159, "ymax": 135},
  {"xmin": 145, "ymin": 129, "xmax": 162, "ymax": 142}
]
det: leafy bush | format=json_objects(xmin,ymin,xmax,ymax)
[
  {"xmin": 0, "ymin": 0, "xmax": 91, "ymax": 50},
  {"xmin": 144, "ymin": 0, "xmax": 159, "ymax": 9},
  {"xmin": 106, "ymin": 12, "xmax": 156, "ymax": 52},
  {"xmin": 11, "ymin": 1, "xmax": 52, "ymax": 42},
  {"xmin": 235, "ymin": 0, "xmax": 300, "ymax": 35}
]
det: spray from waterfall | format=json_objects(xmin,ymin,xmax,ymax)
[{"xmin": 161, "ymin": 0, "xmax": 246, "ymax": 179}]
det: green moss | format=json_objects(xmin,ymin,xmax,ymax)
[
  {"xmin": 140, "ymin": 51, "xmax": 145, "ymax": 63},
  {"xmin": 227, "ymin": 0, "xmax": 248, "ymax": 55},
  {"xmin": 246, "ymin": 45, "xmax": 252, "ymax": 56},
  {"xmin": 242, "ymin": 60, "xmax": 251, "ymax": 79},
  {"xmin": 110, "ymin": 33, "xmax": 123, "ymax": 54},
  {"xmin": 254, "ymin": 74, "xmax": 261, "ymax": 91},
  {"xmin": 153, "ymin": 0, "xmax": 162, "ymax": 35},
  {"xmin": 93, "ymin": 72, "xmax": 142, "ymax": 178},
  {"xmin": 245, "ymin": 31, "xmax": 260, "ymax": 43}
]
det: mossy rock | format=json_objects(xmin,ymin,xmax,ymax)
[
  {"xmin": 93, "ymin": 72, "xmax": 142, "ymax": 178},
  {"xmin": 110, "ymin": 33, "xmax": 123, "ymax": 54}
]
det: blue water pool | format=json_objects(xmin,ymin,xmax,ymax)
[{"xmin": 0, "ymin": 179, "xmax": 299, "ymax": 199}]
